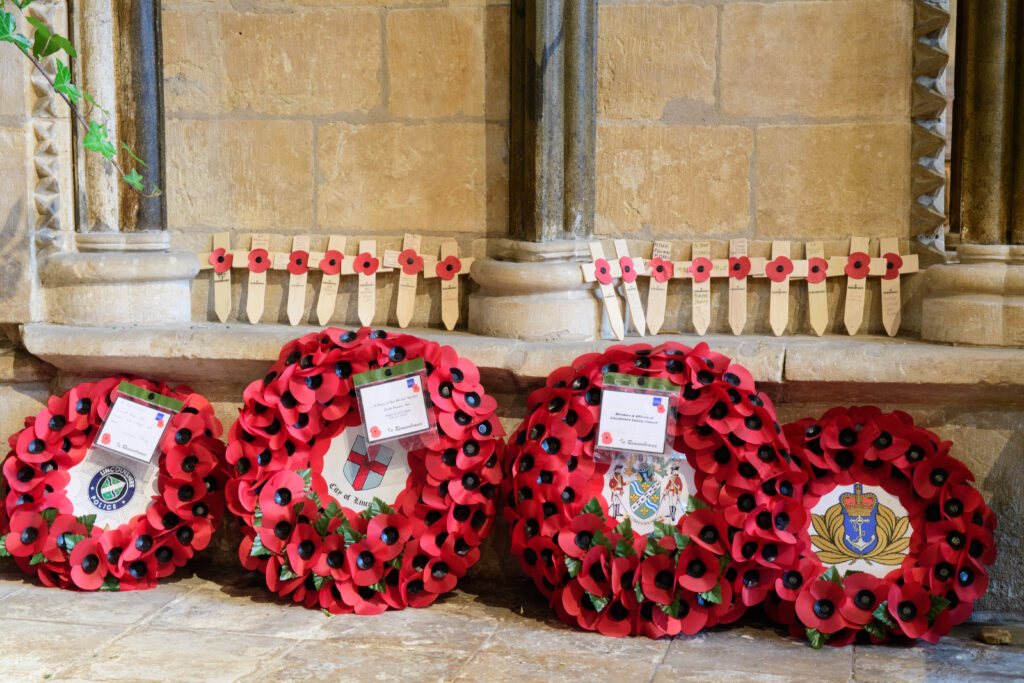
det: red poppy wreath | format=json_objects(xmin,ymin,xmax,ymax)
[
  {"xmin": 767, "ymin": 406, "xmax": 996, "ymax": 647},
  {"xmin": 224, "ymin": 328, "xmax": 504, "ymax": 615},
  {"xmin": 0, "ymin": 377, "xmax": 227, "ymax": 591},
  {"xmin": 502, "ymin": 341, "xmax": 811, "ymax": 637}
]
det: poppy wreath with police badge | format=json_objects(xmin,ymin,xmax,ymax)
[
  {"xmin": 767, "ymin": 406, "xmax": 996, "ymax": 647},
  {"xmin": 224, "ymin": 328, "xmax": 504, "ymax": 615},
  {"xmin": 0, "ymin": 377, "xmax": 227, "ymax": 591},
  {"xmin": 502, "ymin": 341, "xmax": 810, "ymax": 637}
]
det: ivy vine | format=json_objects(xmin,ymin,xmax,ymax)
[{"xmin": 0, "ymin": 0, "xmax": 159, "ymax": 196}]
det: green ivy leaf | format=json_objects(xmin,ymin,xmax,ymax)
[
  {"xmin": 872, "ymin": 601, "xmax": 896, "ymax": 629},
  {"xmin": 296, "ymin": 468, "xmax": 313, "ymax": 491},
  {"xmin": 581, "ymin": 497, "xmax": 605, "ymax": 520},
  {"xmin": 805, "ymin": 627, "xmax": 828, "ymax": 649},
  {"xmin": 862, "ymin": 620, "xmax": 887, "ymax": 639},
  {"xmin": 0, "ymin": 10, "xmax": 31, "ymax": 52},
  {"xmin": 613, "ymin": 538, "xmax": 636, "ymax": 558},
  {"xmin": 83, "ymin": 121, "xmax": 116, "ymax": 160},
  {"xmin": 685, "ymin": 496, "xmax": 709, "ymax": 513},
  {"xmin": 822, "ymin": 566, "xmax": 843, "ymax": 586},
  {"xmin": 591, "ymin": 529, "xmax": 613, "ymax": 552},
  {"xmin": 0, "ymin": 534, "xmax": 9, "ymax": 558},
  {"xmin": 926, "ymin": 594, "xmax": 951, "ymax": 622},
  {"xmin": 698, "ymin": 582, "xmax": 722, "ymax": 605},
  {"xmin": 120, "ymin": 142, "xmax": 148, "ymax": 167},
  {"xmin": 564, "ymin": 555, "xmax": 582, "ymax": 578},
  {"xmin": 26, "ymin": 16, "xmax": 75, "ymax": 59},
  {"xmin": 76, "ymin": 514, "xmax": 96, "ymax": 533},
  {"xmin": 29, "ymin": 552, "xmax": 47, "ymax": 565},
  {"xmin": 122, "ymin": 168, "xmax": 144, "ymax": 192},
  {"xmin": 587, "ymin": 592, "xmax": 610, "ymax": 612},
  {"xmin": 52, "ymin": 60, "xmax": 81, "ymax": 105},
  {"xmin": 99, "ymin": 574, "xmax": 120, "ymax": 592},
  {"xmin": 658, "ymin": 598, "xmax": 681, "ymax": 619},
  {"xmin": 40, "ymin": 507, "xmax": 58, "ymax": 523},
  {"xmin": 613, "ymin": 518, "xmax": 633, "ymax": 541},
  {"xmin": 360, "ymin": 497, "xmax": 396, "ymax": 520}
]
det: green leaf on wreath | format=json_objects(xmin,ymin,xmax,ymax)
[
  {"xmin": 805, "ymin": 627, "xmax": 827, "ymax": 649},
  {"xmin": 718, "ymin": 555, "xmax": 731, "ymax": 573},
  {"xmin": 253, "ymin": 501, "xmax": 263, "ymax": 528},
  {"xmin": 650, "ymin": 521, "xmax": 675, "ymax": 542},
  {"xmin": 369, "ymin": 579, "xmax": 387, "ymax": 593},
  {"xmin": 685, "ymin": 496, "xmax": 709, "ymax": 513},
  {"xmin": 336, "ymin": 517, "xmax": 364, "ymax": 546},
  {"xmin": 122, "ymin": 168, "xmax": 144, "ymax": 192},
  {"xmin": 279, "ymin": 561, "xmax": 299, "ymax": 581},
  {"xmin": 321, "ymin": 608, "xmax": 332, "ymax": 617},
  {"xmin": 926, "ymin": 594, "xmax": 951, "ymax": 622},
  {"xmin": 613, "ymin": 518, "xmax": 633, "ymax": 541},
  {"xmin": 587, "ymin": 592, "xmax": 609, "ymax": 612},
  {"xmin": 0, "ymin": 11, "xmax": 32, "ymax": 52},
  {"xmin": 29, "ymin": 552, "xmax": 47, "ymax": 565},
  {"xmin": 822, "ymin": 566, "xmax": 843, "ymax": 586},
  {"xmin": 311, "ymin": 574, "xmax": 328, "ymax": 591},
  {"xmin": 613, "ymin": 538, "xmax": 636, "ymax": 558},
  {"xmin": 658, "ymin": 598, "xmax": 681, "ymax": 619},
  {"xmin": 581, "ymin": 498, "xmax": 605, "ymax": 520},
  {"xmin": 643, "ymin": 537, "xmax": 671, "ymax": 558},
  {"xmin": 591, "ymin": 529, "xmax": 613, "ymax": 552},
  {"xmin": 308, "ymin": 489, "xmax": 323, "ymax": 510},
  {"xmin": 388, "ymin": 556, "xmax": 402, "ymax": 570},
  {"xmin": 0, "ymin": 534, "xmax": 9, "ymax": 557},
  {"xmin": 674, "ymin": 532, "xmax": 690, "ymax": 551},
  {"xmin": 564, "ymin": 556, "xmax": 582, "ymax": 578},
  {"xmin": 634, "ymin": 580, "xmax": 645, "ymax": 604},
  {"xmin": 296, "ymin": 468, "xmax": 313, "ymax": 491},
  {"xmin": 60, "ymin": 533, "xmax": 85, "ymax": 553},
  {"xmin": 76, "ymin": 514, "xmax": 96, "ymax": 533},
  {"xmin": 698, "ymin": 582, "xmax": 722, "ymax": 605},
  {"xmin": 83, "ymin": 121, "xmax": 116, "ymax": 160},
  {"xmin": 872, "ymin": 601, "xmax": 896, "ymax": 628},
  {"xmin": 99, "ymin": 574, "xmax": 120, "ymax": 592},
  {"xmin": 863, "ymin": 620, "xmax": 887, "ymax": 639},
  {"xmin": 249, "ymin": 533, "xmax": 270, "ymax": 559},
  {"xmin": 360, "ymin": 497, "xmax": 396, "ymax": 520},
  {"xmin": 40, "ymin": 507, "xmax": 58, "ymax": 523}
]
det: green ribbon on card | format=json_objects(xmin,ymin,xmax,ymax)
[
  {"xmin": 117, "ymin": 381, "xmax": 184, "ymax": 412},
  {"xmin": 602, "ymin": 372, "xmax": 681, "ymax": 394},
  {"xmin": 352, "ymin": 358, "xmax": 426, "ymax": 387}
]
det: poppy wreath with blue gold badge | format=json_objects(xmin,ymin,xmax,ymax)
[
  {"xmin": 766, "ymin": 406, "xmax": 997, "ymax": 647},
  {"xmin": 0, "ymin": 377, "xmax": 227, "ymax": 591},
  {"xmin": 501, "ymin": 341, "xmax": 811, "ymax": 637},
  {"xmin": 223, "ymin": 327, "xmax": 504, "ymax": 614}
]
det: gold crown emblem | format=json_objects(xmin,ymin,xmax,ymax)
[{"xmin": 840, "ymin": 484, "xmax": 876, "ymax": 517}]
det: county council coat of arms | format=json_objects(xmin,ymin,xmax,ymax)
[{"xmin": 602, "ymin": 453, "xmax": 693, "ymax": 534}]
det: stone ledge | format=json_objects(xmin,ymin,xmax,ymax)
[
  {"xmin": 0, "ymin": 344, "xmax": 55, "ymax": 384},
  {"xmin": 19, "ymin": 323, "xmax": 1024, "ymax": 403}
]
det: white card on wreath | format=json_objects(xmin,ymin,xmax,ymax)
[
  {"xmin": 93, "ymin": 396, "xmax": 171, "ymax": 464},
  {"xmin": 322, "ymin": 425, "xmax": 412, "ymax": 513},
  {"xmin": 601, "ymin": 451, "xmax": 695, "ymax": 535},
  {"xmin": 597, "ymin": 388, "xmax": 670, "ymax": 455},
  {"xmin": 358, "ymin": 374, "xmax": 430, "ymax": 444},
  {"xmin": 65, "ymin": 449, "xmax": 159, "ymax": 529}
]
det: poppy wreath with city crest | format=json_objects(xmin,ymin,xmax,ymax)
[
  {"xmin": 224, "ymin": 328, "xmax": 504, "ymax": 614},
  {"xmin": 767, "ymin": 406, "xmax": 997, "ymax": 647},
  {"xmin": 502, "ymin": 341, "xmax": 811, "ymax": 637},
  {"xmin": 0, "ymin": 377, "xmax": 227, "ymax": 591}
]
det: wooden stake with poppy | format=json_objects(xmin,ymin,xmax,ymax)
[
  {"xmin": 804, "ymin": 241, "xmax": 829, "ymax": 336},
  {"xmin": 765, "ymin": 241, "xmax": 795, "ymax": 336},
  {"xmin": 311, "ymin": 235, "xmax": 346, "ymax": 326},
  {"xmin": 878, "ymin": 237, "xmax": 919, "ymax": 337},
  {"xmin": 612, "ymin": 239, "xmax": 646, "ymax": 336},
  {"xmin": 197, "ymin": 232, "xmax": 233, "ymax": 323},
  {"xmin": 726, "ymin": 238, "xmax": 764, "ymax": 335},
  {"xmin": 353, "ymin": 239, "xmax": 388, "ymax": 327},
  {"xmin": 423, "ymin": 239, "xmax": 474, "ymax": 331},
  {"xmin": 382, "ymin": 234, "xmax": 425, "ymax": 329},
  {"xmin": 639, "ymin": 240, "xmax": 674, "ymax": 335},
  {"xmin": 280, "ymin": 235, "xmax": 311, "ymax": 326},
  {"xmin": 244, "ymin": 234, "xmax": 272, "ymax": 324},
  {"xmin": 688, "ymin": 241, "xmax": 716, "ymax": 335},
  {"xmin": 838, "ymin": 237, "xmax": 882, "ymax": 335},
  {"xmin": 580, "ymin": 241, "xmax": 625, "ymax": 340}
]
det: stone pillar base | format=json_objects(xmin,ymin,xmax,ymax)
[
  {"xmin": 468, "ymin": 240, "xmax": 598, "ymax": 342},
  {"xmin": 39, "ymin": 232, "xmax": 198, "ymax": 326},
  {"xmin": 921, "ymin": 245, "xmax": 1024, "ymax": 347}
]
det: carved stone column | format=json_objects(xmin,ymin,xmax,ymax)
[
  {"xmin": 470, "ymin": 1, "xmax": 600, "ymax": 341},
  {"xmin": 923, "ymin": 0, "xmax": 1024, "ymax": 347}
]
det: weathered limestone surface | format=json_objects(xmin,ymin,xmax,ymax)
[
  {"xmin": 720, "ymin": 0, "xmax": 912, "ymax": 119},
  {"xmin": 0, "ymin": 126, "xmax": 32, "ymax": 324},
  {"xmin": 596, "ymin": 4, "xmax": 716, "ymax": 120},
  {"xmin": 595, "ymin": 125, "xmax": 753, "ymax": 236},
  {"xmin": 757, "ymin": 123, "xmax": 911, "ymax": 239}
]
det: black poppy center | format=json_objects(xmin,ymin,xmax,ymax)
[{"xmin": 813, "ymin": 599, "xmax": 835, "ymax": 619}]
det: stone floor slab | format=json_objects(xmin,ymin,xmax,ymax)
[
  {"xmin": 0, "ymin": 619, "xmax": 125, "ymax": 679},
  {"xmin": 852, "ymin": 631, "xmax": 1024, "ymax": 683},
  {"xmin": 245, "ymin": 643, "xmax": 467, "ymax": 683}
]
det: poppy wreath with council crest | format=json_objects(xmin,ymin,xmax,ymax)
[
  {"xmin": 765, "ymin": 406, "xmax": 997, "ymax": 647},
  {"xmin": 224, "ymin": 328, "xmax": 504, "ymax": 614},
  {"xmin": 0, "ymin": 377, "xmax": 227, "ymax": 591},
  {"xmin": 502, "ymin": 341, "xmax": 812, "ymax": 637}
]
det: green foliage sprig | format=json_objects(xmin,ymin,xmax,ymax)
[{"xmin": 0, "ymin": 0, "xmax": 160, "ymax": 196}]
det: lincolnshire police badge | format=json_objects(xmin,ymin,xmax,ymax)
[
  {"xmin": 809, "ymin": 483, "xmax": 911, "ymax": 568},
  {"xmin": 88, "ymin": 465, "xmax": 137, "ymax": 511}
]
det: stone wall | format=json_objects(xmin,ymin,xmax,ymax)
[{"xmin": 595, "ymin": 0, "xmax": 912, "ymax": 240}]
